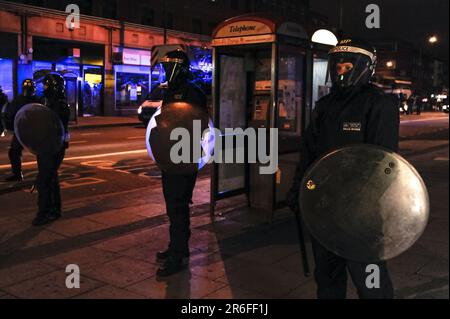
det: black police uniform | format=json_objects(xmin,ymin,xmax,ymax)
[
  {"xmin": 34, "ymin": 96, "xmax": 70, "ymax": 225},
  {"xmin": 289, "ymin": 83, "xmax": 399, "ymax": 299},
  {"xmin": 0, "ymin": 90, "xmax": 8, "ymax": 133},
  {"xmin": 4, "ymin": 94, "xmax": 42, "ymax": 179},
  {"xmin": 160, "ymin": 81, "xmax": 207, "ymax": 260}
]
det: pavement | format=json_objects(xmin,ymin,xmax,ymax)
[{"xmin": 0, "ymin": 112, "xmax": 448, "ymax": 299}]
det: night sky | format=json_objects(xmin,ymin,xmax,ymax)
[{"xmin": 310, "ymin": 0, "xmax": 449, "ymax": 63}]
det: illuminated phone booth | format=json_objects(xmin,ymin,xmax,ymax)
[{"xmin": 210, "ymin": 14, "xmax": 313, "ymax": 217}]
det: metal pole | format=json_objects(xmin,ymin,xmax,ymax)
[{"xmin": 294, "ymin": 208, "xmax": 311, "ymax": 277}]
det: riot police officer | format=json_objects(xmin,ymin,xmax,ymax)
[
  {"xmin": 154, "ymin": 50, "xmax": 207, "ymax": 277},
  {"xmin": 287, "ymin": 38, "xmax": 399, "ymax": 299},
  {"xmin": 3, "ymin": 79, "xmax": 42, "ymax": 182},
  {"xmin": 0, "ymin": 86, "xmax": 8, "ymax": 136},
  {"xmin": 32, "ymin": 73, "xmax": 70, "ymax": 226}
]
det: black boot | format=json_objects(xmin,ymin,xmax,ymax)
[
  {"xmin": 156, "ymin": 249, "xmax": 171, "ymax": 262},
  {"xmin": 4, "ymin": 174, "xmax": 23, "ymax": 182},
  {"xmin": 156, "ymin": 249, "xmax": 190, "ymax": 263},
  {"xmin": 32, "ymin": 212, "xmax": 54, "ymax": 227},
  {"xmin": 48, "ymin": 208, "xmax": 62, "ymax": 221},
  {"xmin": 156, "ymin": 256, "xmax": 186, "ymax": 277}
]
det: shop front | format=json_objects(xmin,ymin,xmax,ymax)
[
  {"xmin": 0, "ymin": 31, "xmax": 17, "ymax": 103},
  {"xmin": 30, "ymin": 37, "xmax": 105, "ymax": 120},
  {"xmin": 113, "ymin": 47, "xmax": 152, "ymax": 114}
]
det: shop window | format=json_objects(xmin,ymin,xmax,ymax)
[
  {"xmin": 115, "ymin": 65, "xmax": 150, "ymax": 110},
  {"xmin": 83, "ymin": 65, "xmax": 103, "ymax": 116},
  {"xmin": 0, "ymin": 58, "xmax": 14, "ymax": 102}
]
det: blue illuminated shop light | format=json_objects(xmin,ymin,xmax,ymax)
[
  {"xmin": 151, "ymin": 46, "xmax": 212, "ymax": 94},
  {"xmin": 189, "ymin": 47, "xmax": 213, "ymax": 93}
]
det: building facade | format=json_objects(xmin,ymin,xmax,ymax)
[
  {"xmin": 372, "ymin": 39, "xmax": 448, "ymax": 96},
  {"xmin": 0, "ymin": 1, "xmax": 210, "ymax": 117},
  {"xmin": 0, "ymin": 0, "xmax": 327, "ymax": 117},
  {"xmin": 8, "ymin": 0, "xmax": 325, "ymax": 36}
]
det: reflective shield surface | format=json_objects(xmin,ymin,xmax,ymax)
[
  {"xmin": 14, "ymin": 103, "xmax": 65, "ymax": 155},
  {"xmin": 300, "ymin": 144, "xmax": 429, "ymax": 262}
]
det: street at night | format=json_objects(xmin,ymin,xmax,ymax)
[
  {"xmin": 0, "ymin": 113, "xmax": 448, "ymax": 299},
  {"xmin": 0, "ymin": 0, "xmax": 449, "ymax": 308}
]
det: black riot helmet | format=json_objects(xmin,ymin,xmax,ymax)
[
  {"xmin": 328, "ymin": 38, "xmax": 377, "ymax": 90},
  {"xmin": 161, "ymin": 49, "xmax": 191, "ymax": 86},
  {"xmin": 43, "ymin": 73, "xmax": 66, "ymax": 99},
  {"xmin": 22, "ymin": 79, "xmax": 36, "ymax": 98}
]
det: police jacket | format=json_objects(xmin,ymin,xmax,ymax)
[
  {"xmin": 45, "ymin": 97, "xmax": 71, "ymax": 148},
  {"xmin": 288, "ymin": 84, "xmax": 400, "ymax": 202},
  {"xmin": 163, "ymin": 81, "xmax": 207, "ymax": 110},
  {"xmin": 4, "ymin": 95, "xmax": 42, "ymax": 131},
  {"xmin": 0, "ymin": 92, "xmax": 7, "ymax": 132},
  {"xmin": 0, "ymin": 92, "xmax": 7, "ymax": 109}
]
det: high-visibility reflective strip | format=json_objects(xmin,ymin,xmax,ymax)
[{"xmin": 329, "ymin": 46, "xmax": 376, "ymax": 62}]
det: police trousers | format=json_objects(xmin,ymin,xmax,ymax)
[
  {"xmin": 36, "ymin": 149, "xmax": 65, "ymax": 214},
  {"xmin": 9, "ymin": 134, "xmax": 23, "ymax": 177},
  {"xmin": 311, "ymin": 237, "xmax": 394, "ymax": 299},
  {"xmin": 161, "ymin": 171, "xmax": 197, "ymax": 258}
]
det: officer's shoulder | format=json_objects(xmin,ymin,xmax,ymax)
[
  {"xmin": 366, "ymin": 84, "xmax": 399, "ymax": 110},
  {"xmin": 149, "ymin": 85, "xmax": 166, "ymax": 100},
  {"xmin": 187, "ymin": 82, "xmax": 207, "ymax": 99},
  {"xmin": 365, "ymin": 84, "xmax": 390, "ymax": 98},
  {"xmin": 188, "ymin": 82, "xmax": 206, "ymax": 94},
  {"xmin": 315, "ymin": 93, "xmax": 334, "ymax": 111}
]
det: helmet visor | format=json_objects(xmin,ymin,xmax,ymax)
[{"xmin": 328, "ymin": 52, "xmax": 372, "ymax": 89}]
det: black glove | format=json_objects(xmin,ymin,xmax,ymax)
[{"xmin": 286, "ymin": 186, "xmax": 299, "ymax": 212}]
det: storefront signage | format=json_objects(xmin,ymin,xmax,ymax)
[
  {"xmin": 215, "ymin": 20, "xmax": 272, "ymax": 38},
  {"xmin": 114, "ymin": 47, "xmax": 151, "ymax": 66},
  {"xmin": 123, "ymin": 52, "xmax": 141, "ymax": 65}
]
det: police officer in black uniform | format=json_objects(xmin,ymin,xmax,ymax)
[
  {"xmin": 3, "ymin": 79, "xmax": 42, "ymax": 182},
  {"xmin": 0, "ymin": 86, "xmax": 9, "ymax": 136},
  {"xmin": 287, "ymin": 38, "xmax": 398, "ymax": 299},
  {"xmin": 155, "ymin": 50, "xmax": 207, "ymax": 277},
  {"xmin": 33, "ymin": 73, "xmax": 71, "ymax": 226}
]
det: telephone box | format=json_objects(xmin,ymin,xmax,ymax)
[{"xmin": 210, "ymin": 14, "xmax": 316, "ymax": 217}]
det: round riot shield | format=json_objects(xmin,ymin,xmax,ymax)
[
  {"xmin": 146, "ymin": 102, "xmax": 215, "ymax": 175},
  {"xmin": 299, "ymin": 144, "xmax": 429, "ymax": 262},
  {"xmin": 14, "ymin": 103, "xmax": 65, "ymax": 155}
]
